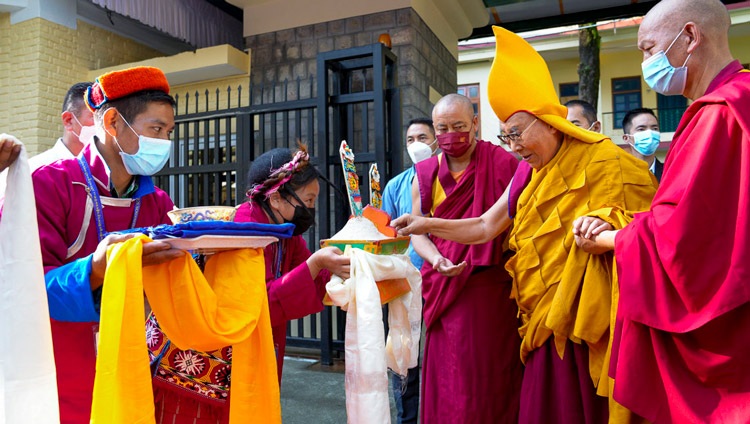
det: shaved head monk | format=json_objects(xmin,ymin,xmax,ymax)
[
  {"xmin": 573, "ymin": 0, "xmax": 750, "ymax": 422},
  {"xmin": 409, "ymin": 93, "xmax": 523, "ymax": 423}
]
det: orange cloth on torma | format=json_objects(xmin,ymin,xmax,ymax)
[{"xmin": 90, "ymin": 235, "xmax": 280, "ymax": 424}]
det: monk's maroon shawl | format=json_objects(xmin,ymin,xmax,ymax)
[{"xmin": 416, "ymin": 140, "xmax": 518, "ymax": 328}]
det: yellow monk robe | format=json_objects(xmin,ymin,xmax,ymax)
[
  {"xmin": 506, "ymin": 135, "xmax": 656, "ymax": 397},
  {"xmin": 486, "ymin": 24, "xmax": 657, "ymax": 422},
  {"xmin": 91, "ymin": 235, "xmax": 280, "ymax": 424}
]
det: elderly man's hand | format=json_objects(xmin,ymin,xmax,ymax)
[
  {"xmin": 432, "ymin": 255, "xmax": 467, "ymax": 277},
  {"xmin": 573, "ymin": 216, "xmax": 616, "ymax": 254},
  {"xmin": 391, "ymin": 213, "xmax": 430, "ymax": 236},
  {"xmin": 572, "ymin": 216, "xmax": 613, "ymax": 239},
  {"xmin": 0, "ymin": 134, "xmax": 22, "ymax": 173}
]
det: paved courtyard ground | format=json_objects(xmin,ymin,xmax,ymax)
[{"xmin": 280, "ymin": 355, "xmax": 399, "ymax": 423}]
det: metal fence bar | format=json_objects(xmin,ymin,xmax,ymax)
[
  {"xmin": 213, "ymin": 115, "xmax": 221, "ymax": 203},
  {"xmin": 161, "ymin": 44, "xmax": 398, "ymax": 363}
]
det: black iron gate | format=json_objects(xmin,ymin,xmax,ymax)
[{"xmin": 154, "ymin": 43, "xmax": 400, "ymax": 365}]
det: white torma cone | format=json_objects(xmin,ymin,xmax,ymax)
[{"xmin": 0, "ymin": 135, "xmax": 61, "ymax": 424}]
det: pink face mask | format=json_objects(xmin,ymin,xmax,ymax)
[{"xmin": 437, "ymin": 131, "xmax": 472, "ymax": 157}]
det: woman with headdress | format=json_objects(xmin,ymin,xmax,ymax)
[
  {"xmin": 237, "ymin": 144, "xmax": 350, "ymax": 377},
  {"xmin": 152, "ymin": 145, "xmax": 350, "ymax": 424}
]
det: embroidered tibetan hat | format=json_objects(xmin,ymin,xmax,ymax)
[
  {"xmin": 85, "ymin": 66, "xmax": 170, "ymax": 112},
  {"xmin": 487, "ymin": 26, "xmax": 605, "ymax": 144}
]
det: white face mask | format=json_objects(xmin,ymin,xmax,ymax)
[
  {"xmin": 78, "ymin": 125, "xmax": 98, "ymax": 144},
  {"xmin": 69, "ymin": 114, "xmax": 95, "ymax": 144},
  {"xmin": 407, "ymin": 139, "xmax": 436, "ymax": 164}
]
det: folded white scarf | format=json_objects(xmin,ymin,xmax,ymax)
[
  {"xmin": 0, "ymin": 136, "xmax": 60, "ymax": 424},
  {"xmin": 326, "ymin": 247, "xmax": 422, "ymax": 424}
]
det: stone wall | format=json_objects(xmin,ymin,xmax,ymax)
[
  {"xmin": 0, "ymin": 15, "xmax": 161, "ymax": 153},
  {"xmin": 244, "ymin": 8, "xmax": 457, "ymax": 171}
]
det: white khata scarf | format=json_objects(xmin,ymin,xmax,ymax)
[
  {"xmin": 0, "ymin": 136, "xmax": 60, "ymax": 424},
  {"xmin": 326, "ymin": 247, "xmax": 422, "ymax": 424}
]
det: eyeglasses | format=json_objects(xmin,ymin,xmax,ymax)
[{"xmin": 497, "ymin": 118, "xmax": 537, "ymax": 146}]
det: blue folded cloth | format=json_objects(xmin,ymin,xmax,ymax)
[{"xmin": 116, "ymin": 221, "xmax": 295, "ymax": 240}]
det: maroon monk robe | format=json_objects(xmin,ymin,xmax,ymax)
[
  {"xmin": 611, "ymin": 61, "xmax": 750, "ymax": 423},
  {"xmin": 416, "ymin": 140, "xmax": 523, "ymax": 424},
  {"xmin": 520, "ymin": 340, "xmax": 607, "ymax": 424},
  {"xmin": 508, "ymin": 160, "xmax": 532, "ymax": 218},
  {"xmin": 154, "ymin": 201, "xmax": 330, "ymax": 424}
]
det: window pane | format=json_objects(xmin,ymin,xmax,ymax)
[
  {"xmin": 614, "ymin": 111, "xmax": 626, "ymax": 128},
  {"xmin": 657, "ymin": 93, "xmax": 688, "ymax": 132},
  {"xmin": 613, "ymin": 95, "xmax": 642, "ymax": 129},
  {"xmin": 458, "ymin": 84, "xmax": 481, "ymax": 138},
  {"xmin": 560, "ymin": 82, "xmax": 579, "ymax": 97},
  {"xmin": 612, "ymin": 77, "xmax": 642, "ymax": 129},
  {"xmin": 613, "ymin": 77, "xmax": 640, "ymax": 92}
]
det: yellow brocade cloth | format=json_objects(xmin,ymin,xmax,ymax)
[
  {"xmin": 90, "ymin": 235, "xmax": 281, "ymax": 424},
  {"xmin": 506, "ymin": 136, "xmax": 656, "ymax": 398}
]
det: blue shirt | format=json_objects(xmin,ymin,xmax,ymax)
[{"xmin": 381, "ymin": 166, "xmax": 424, "ymax": 270}]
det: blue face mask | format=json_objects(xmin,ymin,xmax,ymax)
[
  {"xmin": 629, "ymin": 129, "xmax": 661, "ymax": 156},
  {"xmin": 112, "ymin": 113, "xmax": 171, "ymax": 176},
  {"xmin": 641, "ymin": 27, "xmax": 691, "ymax": 96}
]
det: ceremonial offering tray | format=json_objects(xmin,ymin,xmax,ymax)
[
  {"xmin": 320, "ymin": 236, "xmax": 411, "ymax": 256},
  {"xmin": 162, "ymin": 206, "xmax": 283, "ymax": 254},
  {"xmin": 162, "ymin": 235, "xmax": 278, "ymax": 255},
  {"xmin": 167, "ymin": 206, "xmax": 237, "ymax": 224}
]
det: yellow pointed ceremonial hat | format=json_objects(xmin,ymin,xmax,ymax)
[{"xmin": 488, "ymin": 26, "xmax": 605, "ymax": 144}]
